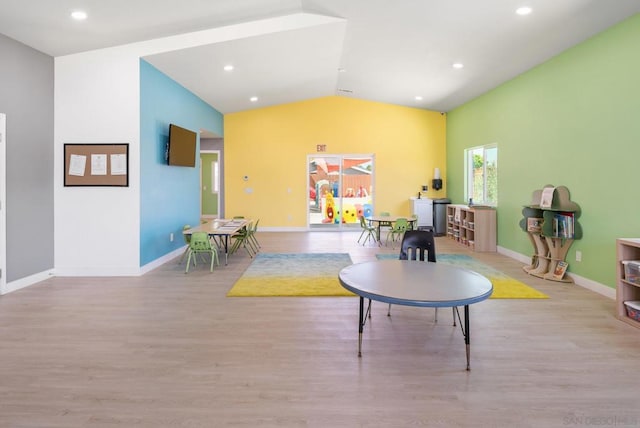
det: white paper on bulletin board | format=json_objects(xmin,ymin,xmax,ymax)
[
  {"xmin": 91, "ymin": 154, "xmax": 107, "ymax": 175},
  {"xmin": 110, "ymin": 154, "xmax": 127, "ymax": 175},
  {"xmin": 68, "ymin": 154, "xmax": 87, "ymax": 176}
]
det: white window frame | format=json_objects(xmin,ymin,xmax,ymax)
[{"xmin": 464, "ymin": 144, "xmax": 498, "ymax": 206}]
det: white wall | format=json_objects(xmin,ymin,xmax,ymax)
[{"xmin": 54, "ymin": 50, "xmax": 141, "ymax": 275}]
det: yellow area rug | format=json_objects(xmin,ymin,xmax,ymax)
[
  {"xmin": 227, "ymin": 253, "xmax": 355, "ymax": 297},
  {"xmin": 227, "ymin": 253, "xmax": 548, "ymax": 299},
  {"xmin": 377, "ymin": 254, "xmax": 548, "ymax": 299}
]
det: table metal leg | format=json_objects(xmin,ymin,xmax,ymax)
[
  {"xmin": 464, "ymin": 305, "xmax": 470, "ymax": 370},
  {"xmin": 358, "ymin": 296, "xmax": 364, "ymax": 357},
  {"xmin": 223, "ymin": 236, "xmax": 229, "ymax": 265}
]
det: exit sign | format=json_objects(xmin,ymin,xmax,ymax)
[{"xmin": 316, "ymin": 144, "xmax": 327, "ymax": 152}]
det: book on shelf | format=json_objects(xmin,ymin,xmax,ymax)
[
  {"xmin": 551, "ymin": 212, "xmax": 575, "ymax": 238},
  {"xmin": 540, "ymin": 186, "xmax": 555, "ymax": 208},
  {"xmin": 553, "ymin": 261, "xmax": 569, "ymax": 279},
  {"xmin": 527, "ymin": 217, "xmax": 543, "ymax": 233}
]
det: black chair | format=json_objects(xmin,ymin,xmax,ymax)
[
  {"xmin": 390, "ymin": 230, "xmax": 456, "ymax": 324},
  {"xmin": 399, "ymin": 229, "xmax": 436, "ymax": 263}
]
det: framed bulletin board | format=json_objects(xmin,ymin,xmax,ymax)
[{"xmin": 64, "ymin": 143, "xmax": 129, "ymax": 187}]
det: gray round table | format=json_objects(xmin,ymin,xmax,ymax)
[{"xmin": 339, "ymin": 259, "xmax": 493, "ymax": 370}]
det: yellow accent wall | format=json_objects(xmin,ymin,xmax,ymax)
[{"xmin": 224, "ymin": 96, "xmax": 446, "ymax": 227}]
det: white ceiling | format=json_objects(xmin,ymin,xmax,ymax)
[{"xmin": 1, "ymin": 0, "xmax": 639, "ymax": 113}]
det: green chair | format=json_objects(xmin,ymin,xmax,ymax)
[
  {"xmin": 357, "ymin": 216, "xmax": 377, "ymax": 245},
  {"xmin": 178, "ymin": 224, "xmax": 191, "ymax": 264},
  {"xmin": 386, "ymin": 218, "xmax": 408, "ymax": 247},
  {"xmin": 409, "ymin": 215, "xmax": 418, "ymax": 230},
  {"xmin": 379, "ymin": 212, "xmax": 391, "ymax": 225},
  {"xmin": 185, "ymin": 232, "xmax": 219, "ymax": 273},
  {"xmin": 230, "ymin": 221, "xmax": 255, "ymax": 257},
  {"xmin": 377, "ymin": 212, "xmax": 392, "ymax": 241},
  {"xmin": 246, "ymin": 219, "xmax": 260, "ymax": 251}
]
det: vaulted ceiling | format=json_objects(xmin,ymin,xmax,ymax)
[{"xmin": 1, "ymin": 0, "xmax": 638, "ymax": 113}]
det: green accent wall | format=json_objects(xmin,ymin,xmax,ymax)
[{"xmin": 446, "ymin": 14, "xmax": 640, "ymax": 289}]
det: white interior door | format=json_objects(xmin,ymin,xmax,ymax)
[{"xmin": 0, "ymin": 113, "xmax": 6, "ymax": 293}]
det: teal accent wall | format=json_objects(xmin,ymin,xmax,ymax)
[
  {"xmin": 447, "ymin": 14, "xmax": 640, "ymax": 288},
  {"xmin": 140, "ymin": 60, "xmax": 223, "ymax": 266}
]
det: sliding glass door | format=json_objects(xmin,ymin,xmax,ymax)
[{"xmin": 308, "ymin": 155, "xmax": 374, "ymax": 229}]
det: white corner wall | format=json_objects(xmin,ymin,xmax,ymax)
[{"xmin": 54, "ymin": 49, "xmax": 141, "ymax": 275}]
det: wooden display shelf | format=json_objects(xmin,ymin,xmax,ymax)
[
  {"xmin": 519, "ymin": 185, "xmax": 581, "ymax": 283},
  {"xmin": 616, "ymin": 238, "xmax": 640, "ymax": 329},
  {"xmin": 446, "ymin": 204, "xmax": 496, "ymax": 252}
]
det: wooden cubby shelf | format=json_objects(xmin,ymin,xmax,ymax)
[
  {"xmin": 446, "ymin": 204, "xmax": 496, "ymax": 252},
  {"xmin": 616, "ymin": 238, "xmax": 640, "ymax": 329},
  {"xmin": 519, "ymin": 185, "xmax": 582, "ymax": 283}
]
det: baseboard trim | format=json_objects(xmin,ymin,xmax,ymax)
[
  {"xmin": 497, "ymin": 246, "xmax": 615, "ymax": 300},
  {"xmin": 140, "ymin": 247, "xmax": 185, "ymax": 275},
  {"xmin": 2, "ymin": 269, "xmax": 54, "ymax": 295}
]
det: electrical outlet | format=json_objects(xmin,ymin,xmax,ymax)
[
  {"xmin": 170, "ymin": 233, "xmax": 174, "ymax": 242},
  {"xmin": 575, "ymin": 251, "xmax": 582, "ymax": 262}
]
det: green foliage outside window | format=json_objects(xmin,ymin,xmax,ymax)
[{"xmin": 468, "ymin": 146, "xmax": 497, "ymax": 206}]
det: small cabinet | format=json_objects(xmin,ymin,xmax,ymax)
[
  {"xmin": 446, "ymin": 204, "xmax": 496, "ymax": 252},
  {"xmin": 410, "ymin": 197, "xmax": 433, "ymax": 228},
  {"xmin": 616, "ymin": 238, "xmax": 640, "ymax": 329}
]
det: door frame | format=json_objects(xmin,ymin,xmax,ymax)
[
  {"xmin": 200, "ymin": 150, "xmax": 221, "ymax": 220},
  {"xmin": 0, "ymin": 113, "xmax": 6, "ymax": 293},
  {"xmin": 307, "ymin": 153, "xmax": 375, "ymax": 230}
]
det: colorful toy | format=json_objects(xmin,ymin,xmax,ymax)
[
  {"xmin": 323, "ymin": 192, "xmax": 335, "ymax": 223},
  {"xmin": 363, "ymin": 203, "xmax": 373, "ymax": 219},
  {"xmin": 343, "ymin": 204, "xmax": 357, "ymax": 223}
]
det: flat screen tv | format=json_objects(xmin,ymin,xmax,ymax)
[{"xmin": 167, "ymin": 123, "xmax": 197, "ymax": 167}]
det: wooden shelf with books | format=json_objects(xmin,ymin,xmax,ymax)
[
  {"xmin": 519, "ymin": 185, "xmax": 582, "ymax": 283},
  {"xmin": 616, "ymin": 238, "xmax": 640, "ymax": 329},
  {"xmin": 446, "ymin": 204, "xmax": 496, "ymax": 252}
]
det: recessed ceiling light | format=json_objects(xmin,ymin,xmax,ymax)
[
  {"xmin": 338, "ymin": 68, "xmax": 347, "ymax": 73},
  {"xmin": 452, "ymin": 63, "xmax": 464, "ymax": 69},
  {"xmin": 415, "ymin": 96, "xmax": 423, "ymax": 101},
  {"xmin": 223, "ymin": 65, "xmax": 234, "ymax": 72},
  {"xmin": 250, "ymin": 96, "xmax": 258, "ymax": 102},
  {"xmin": 516, "ymin": 6, "xmax": 532, "ymax": 16},
  {"xmin": 70, "ymin": 10, "xmax": 88, "ymax": 20}
]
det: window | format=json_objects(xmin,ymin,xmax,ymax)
[
  {"xmin": 212, "ymin": 161, "xmax": 219, "ymax": 192},
  {"xmin": 465, "ymin": 144, "xmax": 497, "ymax": 206}
]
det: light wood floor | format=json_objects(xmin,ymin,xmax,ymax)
[{"xmin": 1, "ymin": 232, "xmax": 639, "ymax": 427}]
